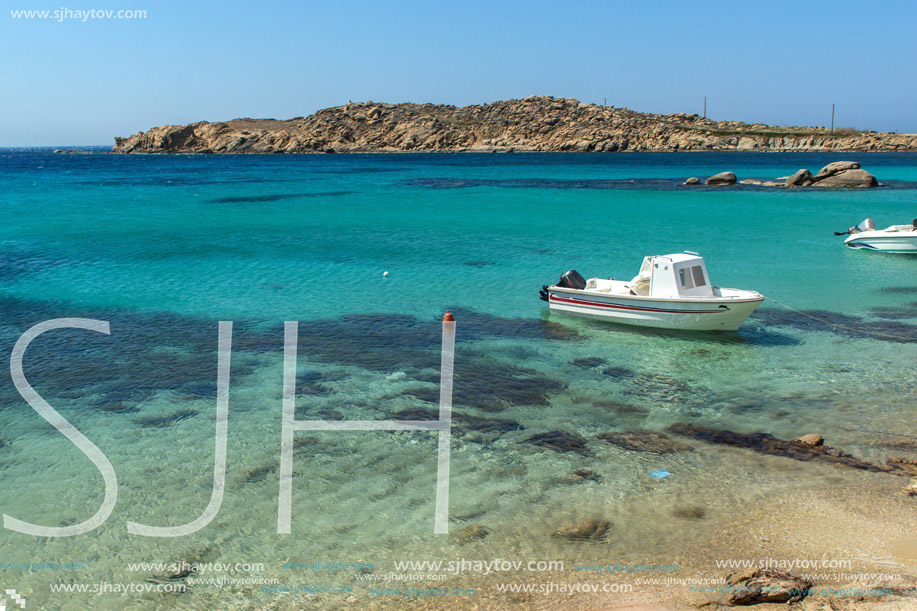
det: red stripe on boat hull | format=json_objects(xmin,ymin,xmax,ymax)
[{"xmin": 549, "ymin": 293, "xmax": 725, "ymax": 314}]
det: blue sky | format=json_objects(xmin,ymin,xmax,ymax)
[{"xmin": 1, "ymin": 0, "xmax": 915, "ymax": 146}]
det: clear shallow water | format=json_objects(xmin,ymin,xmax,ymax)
[{"xmin": 1, "ymin": 150, "xmax": 916, "ymax": 609}]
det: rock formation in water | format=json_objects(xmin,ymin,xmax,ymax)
[
  {"xmin": 112, "ymin": 96, "xmax": 917, "ymax": 154},
  {"xmin": 685, "ymin": 161, "xmax": 879, "ymax": 188}
]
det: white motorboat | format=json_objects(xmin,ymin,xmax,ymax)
[
  {"xmin": 837, "ymin": 218, "xmax": 917, "ymax": 253},
  {"xmin": 539, "ymin": 252, "xmax": 764, "ymax": 331}
]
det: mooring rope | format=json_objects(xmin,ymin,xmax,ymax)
[{"xmin": 763, "ymin": 296, "xmax": 917, "ymax": 342}]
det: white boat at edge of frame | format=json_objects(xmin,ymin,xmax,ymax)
[
  {"xmin": 539, "ymin": 252, "xmax": 764, "ymax": 331},
  {"xmin": 839, "ymin": 218, "xmax": 917, "ymax": 253}
]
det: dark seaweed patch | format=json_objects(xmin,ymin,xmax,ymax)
[
  {"xmin": 294, "ymin": 405, "xmax": 344, "ymax": 420},
  {"xmin": 91, "ymin": 399, "xmax": 140, "ymax": 414},
  {"xmin": 403, "ymin": 357, "xmax": 564, "ymax": 411},
  {"xmin": 180, "ymin": 381, "xmax": 218, "ymax": 398},
  {"xmin": 404, "ymin": 178, "xmax": 683, "ymax": 191},
  {"xmin": 870, "ymin": 302, "xmax": 917, "ymax": 320},
  {"xmin": 393, "ymin": 408, "xmax": 523, "ymax": 434},
  {"xmin": 133, "ymin": 410, "xmax": 198, "ymax": 428},
  {"xmin": 241, "ymin": 463, "xmax": 276, "ymax": 484},
  {"xmin": 294, "ymin": 309, "xmax": 570, "ymax": 408},
  {"xmin": 296, "ymin": 371, "xmax": 334, "ymax": 396},
  {"xmin": 462, "ymin": 261, "xmax": 495, "ymax": 267},
  {"xmin": 751, "ymin": 307, "xmax": 917, "ymax": 342},
  {"xmin": 447, "ymin": 308, "xmax": 579, "ymax": 342},
  {"xmin": 0, "ymin": 298, "xmax": 569, "ymax": 424},
  {"xmin": 602, "ymin": 366, "xmax": 635, "ymax": 379},
  {"xmin": 623, "ymin": 372, "xmax": 704, "ymax": 406},
  {"xmin": 571, "ymin": 357, "xmax": 605, "ymax": 368},
  {"xmin": 597, "ymin": 430, "xmax": 692, "ymax": 454},
  {"xmin": 879, "ymin": 287, "xmax": 917, "ymax": 295},
  {"xmin": 78, "ymin": 176, "xmax": 281, "ymax": 187},
  {"xmin": 317, "ymin": 166, "xmax": 412, "ymax": 174},
  {"xmin": 593, "ymin": 399, "xmax": 649, "ymax": 417},
  {"xmin": 523, "ymin": 431, "xmax": 591, "ymax": 455},
  {"xmin": 209, "ymin": 191, "xmax": 352, "ymax": 204},
  {"xmin": 667, "ymin": 423, "xmax": 892, "ymax": 473},
  {"xmin": 0, "ymin": 297, "xmax": 249, "ymax": 416},
  {"xmin": 0, "ymin": 251, "xmax": 64, "ymax": 281}
]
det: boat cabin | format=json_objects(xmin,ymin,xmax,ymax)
[{"xmin": 629, "ymin": 253, "xmax": 713, "ymax": 298}]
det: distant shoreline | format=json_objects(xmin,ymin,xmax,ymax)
[
  {"xmin": 7, "ymin": 147, "xmax": 917, "ymax": 156},
  {"xmin": 111, "ymin": 96, "xmax": 917, "ymax": 155}
]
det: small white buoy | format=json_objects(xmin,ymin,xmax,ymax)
[{"xmin": 383, "ymin": 271, "xmax": 389, "ymax": 278}]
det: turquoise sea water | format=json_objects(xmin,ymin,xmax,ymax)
[{"xmin": 1, "ymin": 150, "xmax": 916, "ymax": 609}]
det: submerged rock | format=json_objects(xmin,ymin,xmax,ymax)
[
  {"xmin": 668, "ymin": 423, "xmax": 892, "ymax": 473},
  {"xmin": 705, "ymin": 171, "xmax": 737, "ymax": 185},
  {"xmin": 571, "ymin": 356, "xmax": 606, "ymax": 368},
  {"xmin": 554, "ymin": 519, "xmax": 611, "ymax": 541},
  {"xmin": 450, "ymin": 524, "xmax": 490, "ymax": 544},
  {"xmin": 147, "ymin": 546, "xmax": 214, "ymax": 584},
  {"xmin": 597, "ymin": 430, "xmax": 692, "ymax": 454},
  {"xmin": 572, "ymin": 469, "xmax": 602, "ymax": 481},
  {"xmin": 241, "ymin": 463, "xmax": 276, "ymax": 484},
  {"xmin": 794, "ymin": 433, "xmax": 824, "ymax": 447},
  {"xmin": 673, "ymin": 506, "xmax": 706, "ymax": 519},
  {"xmin": 725, "ymin": 568, "xmax": 811, "ymax": 605},
  {"xmin": 523, "ymin": 430, "xmax": 591, "ymax": 455}
]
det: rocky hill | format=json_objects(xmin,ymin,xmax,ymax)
[{"xmin": 112, "ymin": 96, "xmax": 917, "ymax": 154}]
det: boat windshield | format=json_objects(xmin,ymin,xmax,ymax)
[{"xmin": 678, "ymin": 265, "xmax": 706, "ymax": 290}]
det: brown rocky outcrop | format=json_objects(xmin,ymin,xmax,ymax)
[
  {"xmin": 814, "ymin": 160, "xmax": 861, "ymax": 179},
  {"xmin": 794, "ymin": 434, "xmax": 824, "ymax": 446},
  {"xmin": 812, "ymin": 168, "xmax": 878, "ymax": 188},
  {"xmin": 785, "ymin": 169, "xmax": 815, "ymax": 187},
  {"xmin": 725, "ymin": 569, "xmax": 811, "ymax": 605},
  {"xmin": 112, "ymin": 97, "xmax": 917, "ymax": 154},
  {"xmin": 706, "ymin": 171, "xmax": 737, "ymax": 185},
  {"xmin": 553, "ymin": 519, "xmax": 611, "ymax": 541}
]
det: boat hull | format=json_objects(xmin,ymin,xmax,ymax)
[
  {"xmin": 547, "ymin": 289, "xmax": 763, "ymax": 331},
  {"xmin": 844, "ymin": 234, "xmax": 917, "ymax": 253}
]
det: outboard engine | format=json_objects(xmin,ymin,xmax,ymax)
[{"xmin": 558, "ymin": 269, "xmax": 586, "ymax": 290}]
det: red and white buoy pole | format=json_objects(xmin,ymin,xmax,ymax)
[{"xmin": 434, "ymin": 312, "xmax": 455, "ymax": 534}]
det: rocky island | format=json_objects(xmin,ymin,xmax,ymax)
[{"xmin": 113, "ymin": 96, "xmax": 917, "ymax": 154}]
